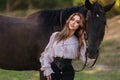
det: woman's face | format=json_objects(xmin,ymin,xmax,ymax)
[{"xmin": 69, "ymin": 15, "xmax": 81, "ymax": 31}]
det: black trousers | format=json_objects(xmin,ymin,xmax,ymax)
[{"xmin": 51, "ymin": 59, "xmax": 75, "ymax": 80}]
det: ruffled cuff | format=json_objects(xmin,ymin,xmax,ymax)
[
  {"xmin": 41, "ymin": 67, "xmax": 54, "ymax": 76},
  {"xmin": 42, "ymin": 67, "xmax": 54, "ymax": 76}
]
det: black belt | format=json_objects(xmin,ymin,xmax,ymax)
[{"xmin": 52, "ymin": 57, "xmax": 72, "ymax": 70}]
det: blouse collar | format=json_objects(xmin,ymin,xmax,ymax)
[{"xmin": 64, "ymin": 35, "xmax": 78, "ymax": 44}]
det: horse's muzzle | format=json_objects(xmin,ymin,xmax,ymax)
[{"xmin": 87, "ymin": 47, "xmax": 99, "ymax": 59}]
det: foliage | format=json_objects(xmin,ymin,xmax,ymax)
[
  {"xmin": 0, "ymin": 0, "xmax": 119, "ymax": 17},
  {"xmin": 73, "ymin": 0, "xmax": 85, "ymax": 5},
  {"xmin": 34, "ymin": 0, "xmax": 73, "ymax": 9},
  {"xmin": 114, "ymin": 0, "xmax": 120, "ymax": 12},
  {"xmin": 98, "ymin": 0, "xmax": 120, "ymax": 16},
  {"xmin": 73, "ymin": 0, "xmax": 97, "ymax": 5},
  {"xmin": 0, "ymin": 0, "xmax": 6, "ymax": 11},
  {"xmin": 73, "ymin": 0, "xmax": 120, "ymax": 17},
  {"xmin": 0, "ymin": 0, "xmax": 73, "ymax": 11}
]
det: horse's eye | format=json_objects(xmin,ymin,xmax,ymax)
[{"xmin": 96, "ymin": 14, "xmax": 100, "ymax": 17}]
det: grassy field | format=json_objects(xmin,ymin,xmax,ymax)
[
  {"xmin": 0, "ymin": 11, "xmax": 119, "ymax": 80},
  {"xmin": 0, "ymin": 68, "xmax": 119, "ymax": 80}
]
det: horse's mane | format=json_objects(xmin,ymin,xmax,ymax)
[
  {"xmin": 27, "ymin": 6, "xmax": 83, "ymax": 18},
  {"xmin": 26, "ymin": 6, "xmax": 84, "ymax": 26}
]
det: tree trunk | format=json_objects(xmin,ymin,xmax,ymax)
[
  {"xmin": 6, "ymin": 0, "xmax": 12, "ymax": 12},
  {"xmin": 28, "ymin": 0, "xmax": 33, "ymax": 10}
]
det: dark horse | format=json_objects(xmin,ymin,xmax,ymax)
[{"xmin": 0, "ymin": 0, "xmax": 115, "ymax": 80}]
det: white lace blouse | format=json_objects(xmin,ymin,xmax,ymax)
[{"xmin": 39, "ymin": 32, "xmax": 95, "ymax": 76}]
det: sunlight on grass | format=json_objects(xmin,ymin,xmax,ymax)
[
  {"xmin": 83, "ymin": 64, "xmax": 112, "ymax": 74},
  {"xmin": 83, "ymin": 70, "xmax": 96, "ymax": 74},
  {"xmin": 75, "ymin": 69, "xmax": 120, "ymax": 80}
]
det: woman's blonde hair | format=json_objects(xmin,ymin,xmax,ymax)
[{"xmin": 55, "ymin": 12, "xmax": 85, "ymax": 48}]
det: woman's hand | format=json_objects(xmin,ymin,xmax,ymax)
[{"xmin": 46, "ymin": 75, "xmax": 52, "ymax": 80}]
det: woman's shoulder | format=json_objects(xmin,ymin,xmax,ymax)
[
  {"xmin": 52, "ymin": 32, "xmax": 60, "ymax": 36},
  {"xmin": 49, "ymin": 32, "xmax": 60, "ymax": 40},
  {"xmin": 52, "ymin": 32, "xmax": 59, "ymax": 35}
]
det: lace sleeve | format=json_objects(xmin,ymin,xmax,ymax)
[
  {"xmin": 44, "ymin": 32, "xmax": 58, "ymax": 51},
  {"xmin": 39, "ymin": 32, "xmax": 58, "ymax": 76}
]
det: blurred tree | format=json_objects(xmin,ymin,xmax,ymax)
[
  {"xmin": 114, "ymin": 0, "xmax": 120, "ymax": 12},
  {"xmin": 6, "ymin": 0, "xmax": 31, "ymax": 11},
  {"xmin": 0, "ymin": 0, "xmax": 119, "ymax": 17},
  {"xmin": 73, "ymin": 0, "xmax": 85, "ymax": 6},
  {"xmin": 28, "ymin": 0, "xmax": 33, "ymax": 10},
  {"xmin": 5, "ymin": 0, "xmax": 73, "ymax": 10},
  {"xmin": 0, "ymin": 0, "xmax": 6, "ymax": 11},
  {"xmin": 73, "ymin": 0, "xmax": 120, "ymax": 17},
  {"xmin": 73, "ymin": 0, "xmax": 97, "ymax": 6},
  {"xmin": 32, "ymin": 0, "xmax": 73, "ymax": 9},
  {"xmin": 12, "ymin": 0, "xmax": 29, "ymax": 10},
  {"xmin": 98, "ymin": 0, "xmax": 120, "ymax": 17},
  {"xmin": 6, "ymin": 0, "xmax": 11, "ymax": 12},
  {"xmin": 6, "ymin": 0, "xmax": 22, "ymax": 11}
]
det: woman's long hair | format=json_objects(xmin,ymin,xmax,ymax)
[{"xmin": 55, "ymin": 12, "xmax": 85, "ymax": 48}]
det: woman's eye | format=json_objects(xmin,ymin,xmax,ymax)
[{"xmin": 71, "ymin": 18, "xmax": 74, "ymax": 21}]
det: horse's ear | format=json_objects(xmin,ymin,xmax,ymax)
[
  {"xmin": 85, "ymin": 0, "xmax": 91, "ymax": 10},
  {"xmin": 103, "ymin": 1, "xmax": 115, "ymax": 12}
]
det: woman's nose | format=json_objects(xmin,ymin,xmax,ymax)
[{"xmin": 72, "ymin": 21, "xmax": 75, "ymax": 24}]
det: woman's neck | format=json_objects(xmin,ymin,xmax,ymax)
[{"xmin": 69, "ymin": 30, "xmax": 75, "ymax": 37}]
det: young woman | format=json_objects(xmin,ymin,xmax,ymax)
[{"xmin": 40, "ymin": 12, "xmax": 94, "ymax": 80}]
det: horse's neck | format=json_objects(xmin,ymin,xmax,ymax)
[
  {"xmin": 26, "ymin": 6, "xmax": 87, "ymax": 33},
  {"xmin": 26, "ymin": 6, "xmax": 84, "ymax": 25}
]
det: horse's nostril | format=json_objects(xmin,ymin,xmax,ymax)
[{"xmin": 88, "ymin": 53, "xmax": 96, "ymax": 59}]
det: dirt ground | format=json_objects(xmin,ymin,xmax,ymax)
[
  {"xmin": 94, "ymin": 15, "xmax": 120, "ymax": 71},
  {"xmin": 105, "ymin": 15, "xmax": 120, "ymax": 43}
]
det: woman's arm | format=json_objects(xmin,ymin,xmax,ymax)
[{"xmin": 39, "ymin": 32, "xmax": 58, "ymax": 76}]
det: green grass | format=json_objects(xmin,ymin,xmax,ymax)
[
  {"xmin": 75, "ymin": 70, "xmax": 120, "ymax": 80},
  {"xmin": 0, "ymin": 69, "xmax": 39, "ymax": 80},
  {"xmin": 0, "ymin": 39, "xmax": 119, "ymax": 80},
  {"xmin": 0, "ymin": 69, "xmax": 119, "ymax": 80}
]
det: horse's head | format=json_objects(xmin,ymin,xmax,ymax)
[{"xmin": 85, "ymin": 0, "xmax": 115, "ymax": 59}]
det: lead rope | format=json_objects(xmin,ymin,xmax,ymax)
[{"xmin": 89, "ymin": 50, "xmax": 99, "ymax": 68}]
